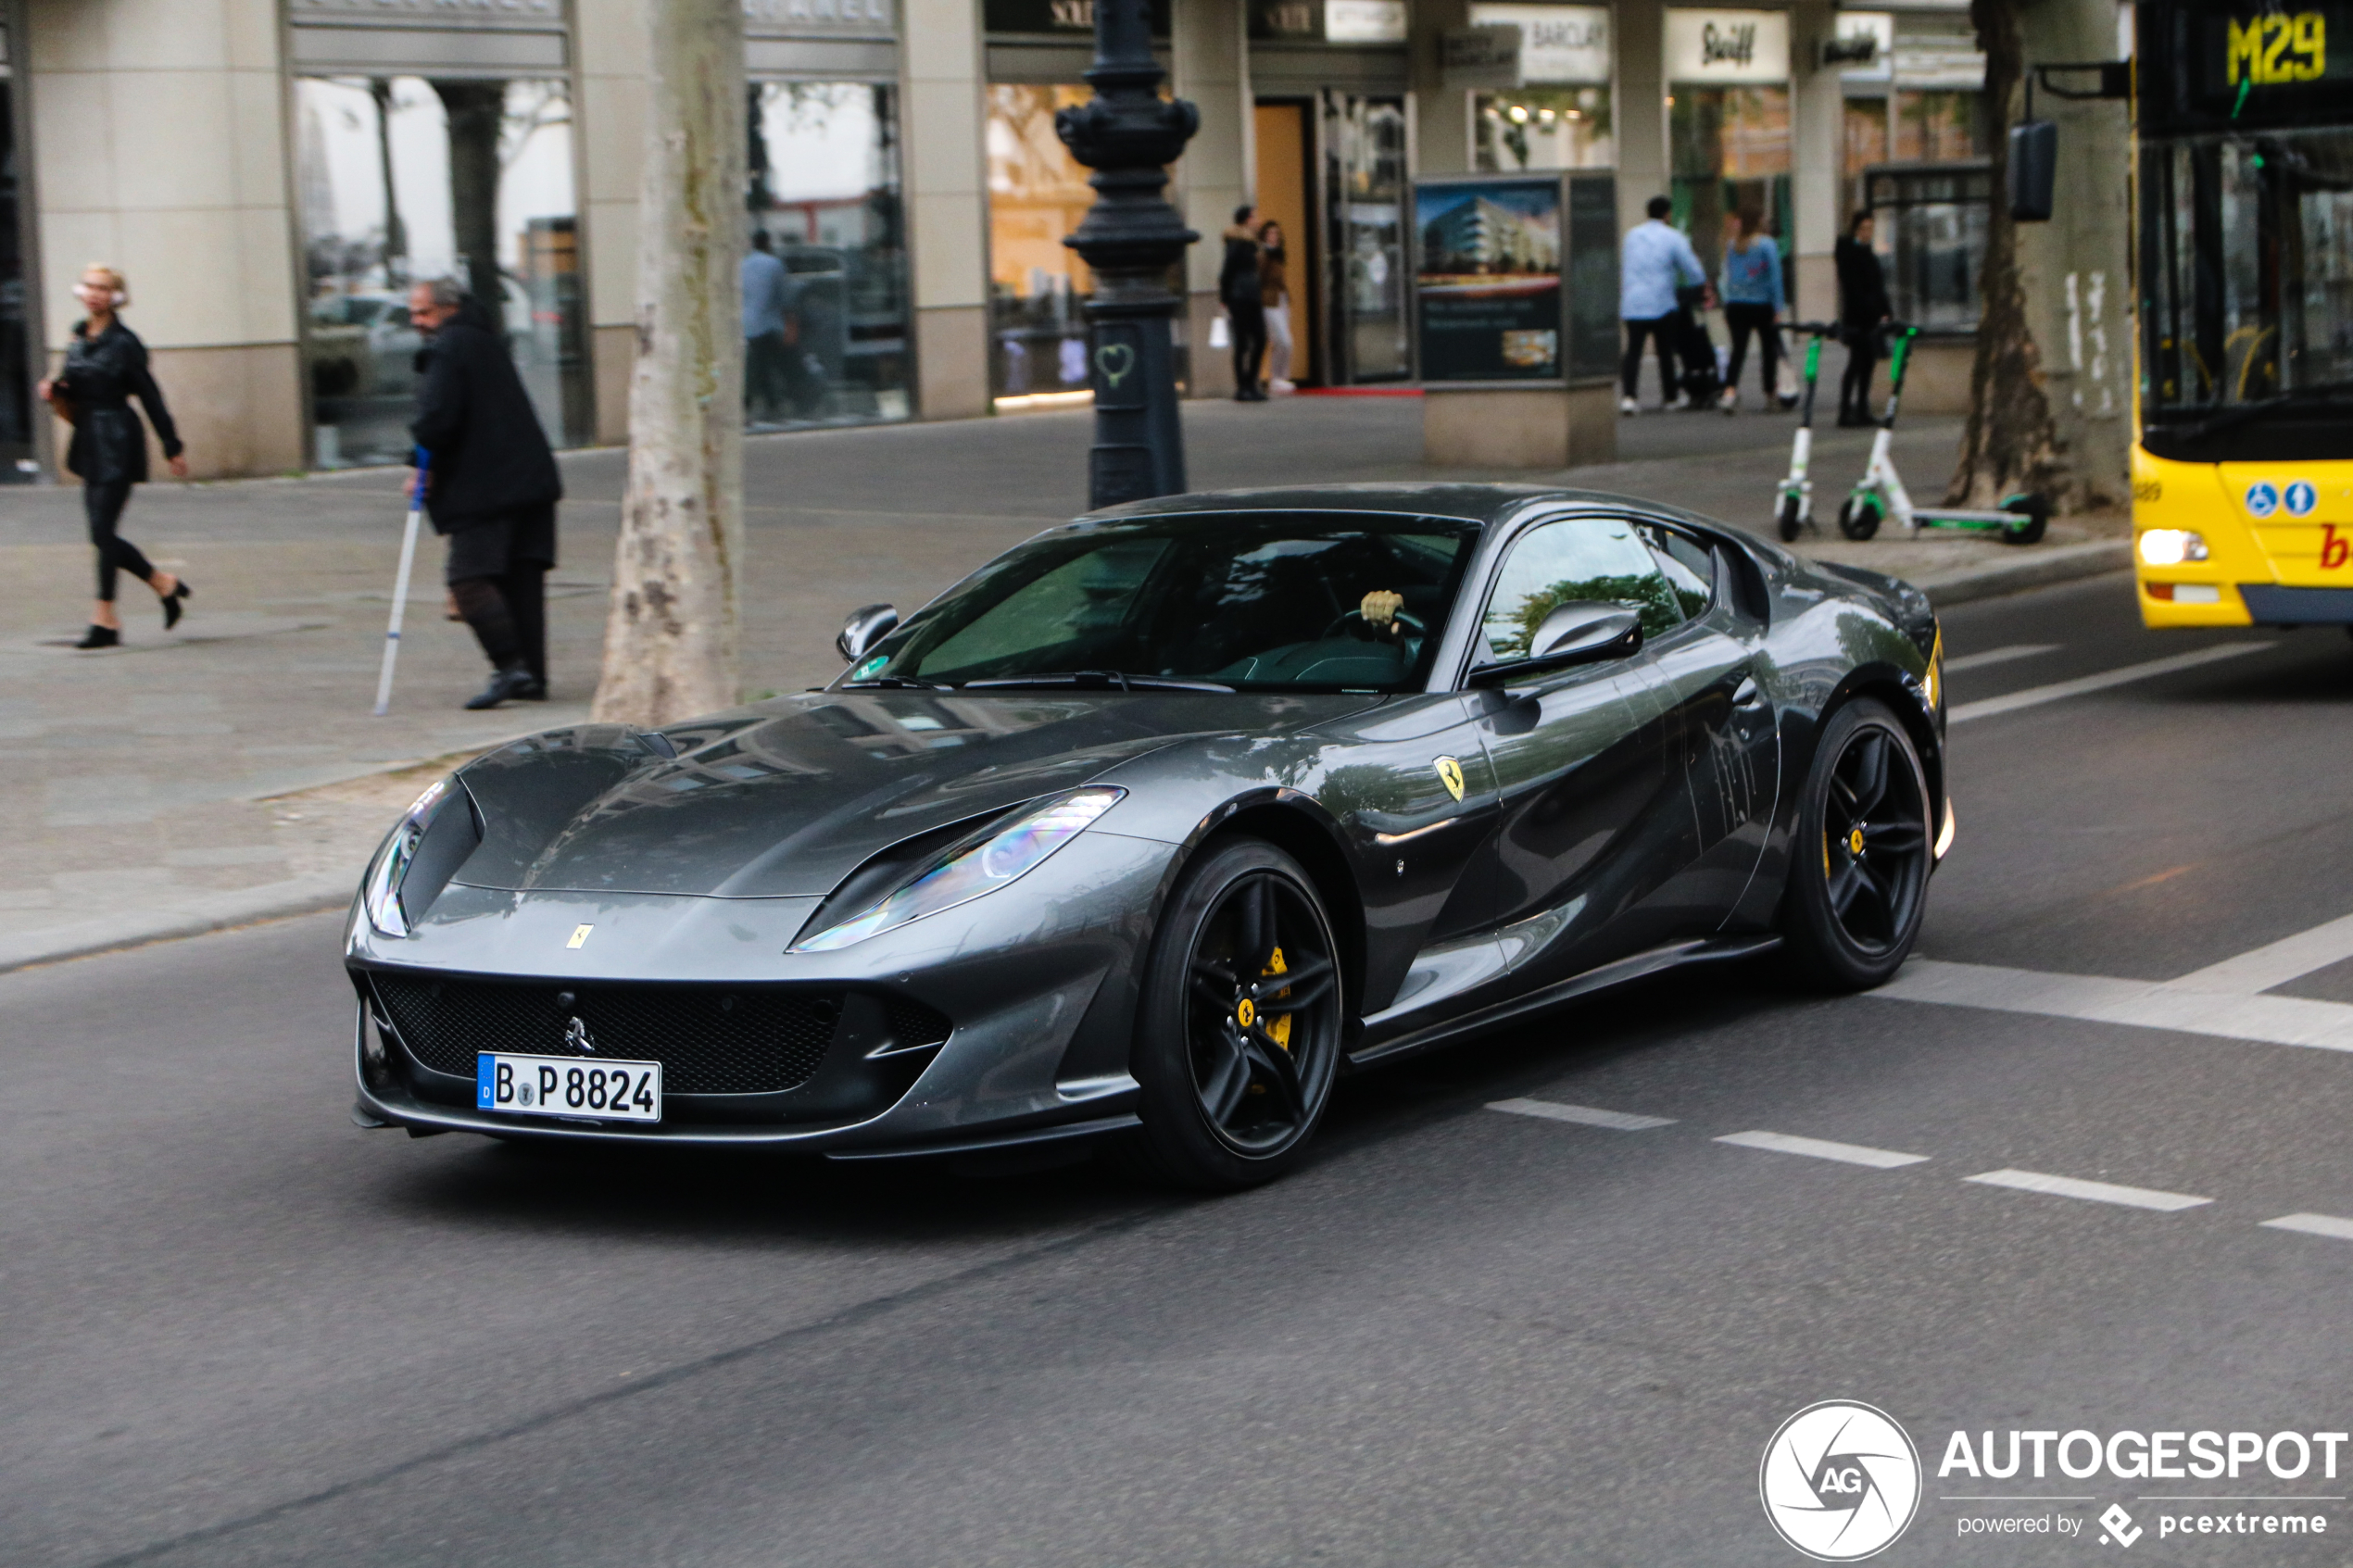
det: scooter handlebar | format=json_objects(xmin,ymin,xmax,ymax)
[{"xmin": 1790, "ymin": 320, "xmax": 1840, "ymax": 336}]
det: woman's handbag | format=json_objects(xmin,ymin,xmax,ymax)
[
  {"xmin": 44, "ymin": 380, "xmax": 78, "ymax": 427},
  {"xmin": 1208, "ymin": 313, "xmax": 1231, "ymax": 350}
]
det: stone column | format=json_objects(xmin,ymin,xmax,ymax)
[
  {"xmin": 1614, "ymin": 0, "xmax": 1667, "ymax": 243},
  {"xmin": 1173, "ymin": 0, "xmax": 1247, "ymax": 397},
  {"xmin": 1410, "ymin": 0, "xmax": 1473, "ymax": 176},
  {"xmin": 1788, "ymin": 0, "xmax": 1842, "ymax": 324},
  {"xmin": 902, "ymin": 0, "xmax": 991, "ymax": 419},
  {"xmin": 575, "ymin": 0, "xmax": 648, "ymax": 446}
]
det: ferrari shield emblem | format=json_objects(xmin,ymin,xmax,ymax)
[
  {"xmin": 567, "ymin": 924, "xmax": 594, "ymax": 949},
  {"xmin": 1434, "ymin": 756, "xmax": 1466, "ymax": 803}
]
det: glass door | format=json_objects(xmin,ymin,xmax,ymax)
[{"xmin": 1321, "ymin": 92, "xmax": 1411, "ymax": 383}]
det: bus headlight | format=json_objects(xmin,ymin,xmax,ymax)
[{"xmin": 2138, "ymin": 529, "xmax": 2208, "ymax": 566}]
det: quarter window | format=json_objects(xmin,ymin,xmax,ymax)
[{"xmin": 1483, "ymin": 516, "xmax": 1687, "ymax": 660}]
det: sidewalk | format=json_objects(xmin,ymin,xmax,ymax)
[{"xmin": 0, "ymin": 397, "xmax": 2124, "ymax": 972}]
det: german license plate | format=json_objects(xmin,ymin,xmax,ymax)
[{"xmin": 477, "ymin": 1053, "xmax": 662, "ymax": 1123}]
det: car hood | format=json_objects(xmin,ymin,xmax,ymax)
[{"xmin": 450, "ymin": 689, "xmax": 1373, "ymax": 898}]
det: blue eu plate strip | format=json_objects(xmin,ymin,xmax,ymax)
[{"xmin": 476, "ymin": 1055, "xmax": 495, "ymax": 1109}]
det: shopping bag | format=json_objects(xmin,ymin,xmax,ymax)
[
  {"xmin": 1209, "ymin": 314, "xmax": 1231, "ymax": 350},
  {"xmin": 1776, "ymin": 357, "xmax": 1800, "ymax": 405}
]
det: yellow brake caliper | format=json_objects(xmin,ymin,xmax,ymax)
[{"xmin": 1263, "ymin": 946, "xmax": 1292, "ymax": 1051}]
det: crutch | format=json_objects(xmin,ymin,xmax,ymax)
[{"xmin": 371, "ymin": 447, "xmax": 429, "ymax": 717}]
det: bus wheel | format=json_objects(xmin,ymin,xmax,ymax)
[
  {"xmin": 1999, "ymin": 493, "xmax": 2050, "ymax": 546},
  {"xmin": 1777, "ymin": 495, "xmax": 1804, "ymax": 542},
  {"xmin": 1838, "ymin": 495, "xmax": 1883, "ymax": 541}
]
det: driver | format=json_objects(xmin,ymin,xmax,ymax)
[{"xmin": 1359, "ymin": 589, "xmax": 1405, "ymax": 636}]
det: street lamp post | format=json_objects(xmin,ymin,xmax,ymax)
[{"xmin": 1054, "ymin": 0, "xmax": 1200, "ymax": 508}]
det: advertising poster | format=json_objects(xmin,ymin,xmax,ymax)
[{"xmin": 1414, "ymin": 176, "xmax": 1565, "ymax": 382}]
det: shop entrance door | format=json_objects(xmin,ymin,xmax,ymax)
[
  {"xmin": 1320, "ymin": 92, "xmax": 1410, "ymax": 383},
  {"xmin": 1253, "ymin": 100, "xmax": 1316, "ymax": 386}
]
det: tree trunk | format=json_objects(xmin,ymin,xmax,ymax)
[
  {"xmin": 1946, "ymin": 0, "xmax": 2071, "ymax": 508},
  {"xmin": 591, "ymin": 0, "xmax": 747, "ymax": 727},
  {"xmin": 432, "ymin": 79, "xmax": 508, "ymax": 332}
]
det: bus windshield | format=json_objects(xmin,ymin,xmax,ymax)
[{"xmin": 2141, "ymin": 128, "xmax": 2353, "ymax": 439}]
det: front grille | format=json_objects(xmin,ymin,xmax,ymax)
[
  {"xmin": 371, "ymin": 973, "xmax": 843, "ymax": 1095},
  {"xmin": 883, "ymin": 994, "xmax": 954, "ymax": 1051}
]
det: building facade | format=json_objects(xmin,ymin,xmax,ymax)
[{"xmin": 0, "ymin": 0, "xmax": 1992, "ymax": 481}]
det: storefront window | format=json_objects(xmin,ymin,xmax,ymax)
[
  {"xmin": 1844, "ymin": 96, "xmax": 1890, "ymax": 184},
  {"xmin": 1894, "ymin": 90, "xmax": 1987, "ymax": 164},
  {"xmin": 0, "ymin": 28, "xmax": 32, "ymax": 483},
  {"xmin": 1473, "ymin": 88, "xmax": 1614, "ymax": 171},
  {"xmin": 986, "ymin": 84, "xmax": 1096, "ymax": 407},
  {"xmin": 747, "ymin": 82, "xmax": 910, "ymax": 429},
  {"xmin": 1326, "ymin": 94, "xmax": 1411, "ymax": 383},
  {"xmin": 1864, "ymin": 164, "xmax": 1990, "ymax": 332},
  {"xmin": 1669, "ymin": 88, "xmax": 1793, "ymax": 291},
  {"xmin": 296, "ymin": 76, "xmax": 586, "ymax": 469}
]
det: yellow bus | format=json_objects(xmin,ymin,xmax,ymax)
[{"xmin": 2133, "ymin": 0, "xmax": 2353, "ymax": 630}]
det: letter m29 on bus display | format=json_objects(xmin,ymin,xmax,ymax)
[{"xmin": 2228, "ymin": 11, "xmax": 2325, "ymax": 84}]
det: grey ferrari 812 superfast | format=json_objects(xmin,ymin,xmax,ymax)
[{"xmin": 346, "ymin": 484, "xmax": 1947, "ymax": 1189}]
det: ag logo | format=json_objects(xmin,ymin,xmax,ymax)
[
  {"xmin": 2284, "ymin": 479, "xmax": 2318, "ymax": 517},
  {"xmin": 1433, "ymin": 756, "xmax": 1466, "ymax": 802},
  {"xmin": 2245, "ymin": 480, "xmax": 2281, "ymax": 518},
  {"xmin": 1760, "ymin": 1401, "xmax": 1920, "ymax": 1561}
]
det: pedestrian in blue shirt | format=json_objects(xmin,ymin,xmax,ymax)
[
  {"xmin": 1718, "ymin": 208, "xmax": 1785, "ymax": 414},
  {"xmin": 1620, "ymin": 195, "xmax": 1709, "ymax": 413},
  {"xmin": 742, "ymin": 232, "xmax": 795, "ymax": 422}
]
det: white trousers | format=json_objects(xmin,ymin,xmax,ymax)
[{"xmin": 1265, "ymin": 293, "xmax": 1294, "ymax": 386}]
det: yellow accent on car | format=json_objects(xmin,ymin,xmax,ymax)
[
  {"xmin": 1849, "ymin": 826, "xmax": 1866, "ymax": 855},
  {"xmin": 1263, "ymin": 944, "xmax": 1292, "ymax": 1051}
]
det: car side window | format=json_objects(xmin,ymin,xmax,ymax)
[
  {"xmin": 1639, "ymin": 523, "xmax": 1714, "ymax": 620},
  {"xmin": 1481, "ymin": 516, "xmax": 1686, "ymax": 660}
]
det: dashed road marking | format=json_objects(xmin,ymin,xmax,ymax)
[
  {"xmin": 1714, "ymin": 1130, "xmax": 1929, "ymax": 1168},
  {"xmin": 1966, "ymin": 1168, "xmax": 2212, "ymax": 1211},
  {"xmin": 1946, "ymin": 642, "xmax": 2271, "ymax": 724},
  {"xmin": 1943, "ymin": 643, "xmax": 2060, "ymax": 673},
  {"xmin": 1487, "ymin": 1098, "xmax": 1674, "ymax": 1130},
  {"xmin": 2259, "ymin": 1212, "xmax": 2353, "ymax": 1242}
]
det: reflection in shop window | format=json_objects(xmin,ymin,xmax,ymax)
[
  {"xmin": 1669, "ymin": 87, "xmax": 1792, "ymax": 295},
  {"xmin": 1326, "ymin": 94, "xmax": 1411, "ymax": 383},
  {"xmin": 1473, "ymin": 87, "xmax": 1614, "ymax": 171},
  {"xmin": 296, "ymin": 76, "xmax": 585, "ymax": 470},
  {"xmin": 746, "ymin": 82, "xmax": 910, "ymax": 430},
  {"xmin": 986, "ymin": 83, "xmax": 1186, "ymax": 408},
  {"xmin": 1894, "ymin": 90, "xmax": 1987, "ymax": 164}
]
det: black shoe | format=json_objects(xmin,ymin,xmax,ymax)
[
  {"xmin": 516, "ymin": 677, "xmax": 548, "ymax": 701},
  {"xmin": 74, "ymin": 624, "xmax": 120, "ymax": 649},
  {"xmin": 464, "ymin": 663, "xmax": 535, "ymax": 710},
  {"xmin": 160, "ymin": 578, "xmax": 191, "ymax": 630}
]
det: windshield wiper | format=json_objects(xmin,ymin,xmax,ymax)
[
  {"xmin": 2165, "ymin": 384, "xmax": 2353, "ymax": 442},
  {"xmin": 840, "ymin": 675, "xmax": 951, "ymax": 691},
  {"xmin": 961, "ymin": 670, "xmax": 1234, "ymax": 693}
]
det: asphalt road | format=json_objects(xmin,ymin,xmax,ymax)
[{"xmin": 10, "ymin": 571, "xmax": 2353, "ymax": 1567}]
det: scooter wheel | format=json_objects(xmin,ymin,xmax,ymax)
[
  {"xmin": 1838, "ymin": 495, "xmax": 1883, "ymax": 541},
  {"xmin": 1999, "ymin": 493, "xmax": 2050, "ymax": 546},
  {"xmin": 1777, "ymin": 495, "xmax": 1804, "ymax": 543}
]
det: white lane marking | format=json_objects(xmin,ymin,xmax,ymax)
[
  {"xmin": 1946, "ymin": 641, "xmax": 2271, "ymax": 724},
  {"xmin": 2260, "ymin": 1212, "xmax": 2353, "ymax": 1241},
  {"xmin": 1714, "ymin": 1130, "xmax": 1929, "ymax": 1168},
  {"xmin": 1877, "ymin": 958, "xmax": 2353, "ymax": 1053},
  {"xmin": 1943, "ymin": 643, "xmax": 2060, "ymax": 673},
  {"xmin": 1487, "ymin": 1098, "xmax": 1674, "ymax": 1130},
  {"xmin": 2172, "ymin": 910, "xmax": 2353, "ymax": 995},
  {"xmin": 1966, "ymin": 1168, "xmax": 2211, "ymax": 1211}
]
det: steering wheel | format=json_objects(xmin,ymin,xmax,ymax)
[{"xmin": 1322, "ymin": 607, "xmax": 1427, "ymax": 642}]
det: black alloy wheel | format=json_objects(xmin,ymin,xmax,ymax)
[
  {"xmin": 1780, "ymin": 698, "xmax": 1932, "ymax": 989},
  {"xmin": 1124, "ymin": 838, "xmax": 1343, "ymax": 1190}
]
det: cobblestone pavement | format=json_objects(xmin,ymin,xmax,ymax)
[{"xmin": 0, "ymin": 397, "xmax": 2120, "ymax": 966}]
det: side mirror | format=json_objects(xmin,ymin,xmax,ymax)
[
  {"xmin": 2008, "ymin": 119, "xmax": 2057, "ymax": 221},
  {"xmin": 1466, "ymin": 602, "xmax": 1643, "ymax": 687},
  {"xmin": 837, "ymin": 603, "xmax": 900, "ymax": 663}
]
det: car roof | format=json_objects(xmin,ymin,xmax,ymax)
[{"xmin": 1076, "ymin": 483, "xmax": 1680, "ymax": 531}]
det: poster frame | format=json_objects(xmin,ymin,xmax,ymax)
[{"xmin": 1409, "ymin": 168, "xmax": 1617, "ymax": 390}]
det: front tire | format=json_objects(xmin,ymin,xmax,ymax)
[
  {"xmin": 1780, "ymin": 699, "xmax": 1932, "ymax": 990},
  {"xmin": 1838, "ymin": 495, "xmax": 1883, "ymax": 541},
  {"xmin": 1999, "ymin": 492, "xmax": 2050, "ymax": 546},
  {"xmin": 1124, "ymin": 838, "xmax": 1344, "ymax": 1191},
  {"xmin": 1777, "ymin": 494, "xmax": 1804, "ymax": 542}
]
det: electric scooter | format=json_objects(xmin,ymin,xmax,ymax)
[
  {"xmin": 1837, "ymin": 323, "xmax": 2050, "ymax": 545},
  {"xmin": 1774, "ymin": 320, "xmax": 1842, "ymax": 542}
]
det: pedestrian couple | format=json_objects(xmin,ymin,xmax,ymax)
[
  {"xmin": 1219, "ymin": 205, "xmax": 1294, "ymax": 400},
  {"xmin": 1617, "ymin": 195, "xmax": 1785, "ymax": 415}
]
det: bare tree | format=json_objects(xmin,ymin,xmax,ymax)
[
  {"xmin": 592, "ymin": 0, "xmax": 748, "ymax": 727},
  {"xmin": 1946, "ymin": 0, "xmax": 2071, "ymax": 508}
]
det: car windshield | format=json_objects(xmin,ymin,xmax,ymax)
[{"xmin": 847, "ymin": 512, "xmax": 1481, "ymax": 692}]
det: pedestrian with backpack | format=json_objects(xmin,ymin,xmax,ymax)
[{"xmin": 1619, "ymin": 195, "xmax": 1709, "ymax": 413}]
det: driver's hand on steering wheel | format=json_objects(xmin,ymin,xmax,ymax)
[{"xmin": 1360, "ymin": 589, "xmax": 1404, "ymax": 631}]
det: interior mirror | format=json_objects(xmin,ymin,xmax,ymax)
[
  {"xmin": 1468, "ymin": 601, "xmax": 1642, "ymax": 686},
  {"xmin": 837, "ymin": 603, "xmax": 900, "ymax": 664},
  {"xmin": 2009, "ymin": 119, "xmax": 2057, "ymax": 221}
]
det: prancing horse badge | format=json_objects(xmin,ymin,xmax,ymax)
[{"xmin": 1434, "ymin": 756, "xmax": 1466, "ymax": 803}]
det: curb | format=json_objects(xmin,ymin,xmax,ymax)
[
  {"xmin": 1910, "ymin": 539, "xmax": 2133, "ymax": 608},
  {"xmin": 0, "ymin": 875, "xmax": 354, "ymax": 977}
]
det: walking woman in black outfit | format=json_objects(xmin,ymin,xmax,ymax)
[
  {"xmin": 1833, "ymin": 212, "xmax": 1892, "ymax": 427},
  {"xmin": 37, "ymin": 265, "xmax": 191, "ymax": 647}
]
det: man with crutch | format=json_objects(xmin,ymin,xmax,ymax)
[{"xmin": 406, "ymin": 277, "xmax": 563, "ymax": 709}]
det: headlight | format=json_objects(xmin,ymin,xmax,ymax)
[
  {"xmin": 2138, "ymin": 529, "xmax": 2208, "ymax": 566},
  {"xmin": 790, "ymin": 786, "xmax": 1126, "ymax": 952},
  {"xmin": 361, "ymin": 776, "xmax": 460, "ymax": 938}
]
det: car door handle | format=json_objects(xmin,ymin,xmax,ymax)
[{"xmin": 1732, "ymin": 677, "xmax": 1767, "ymax": 710}]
